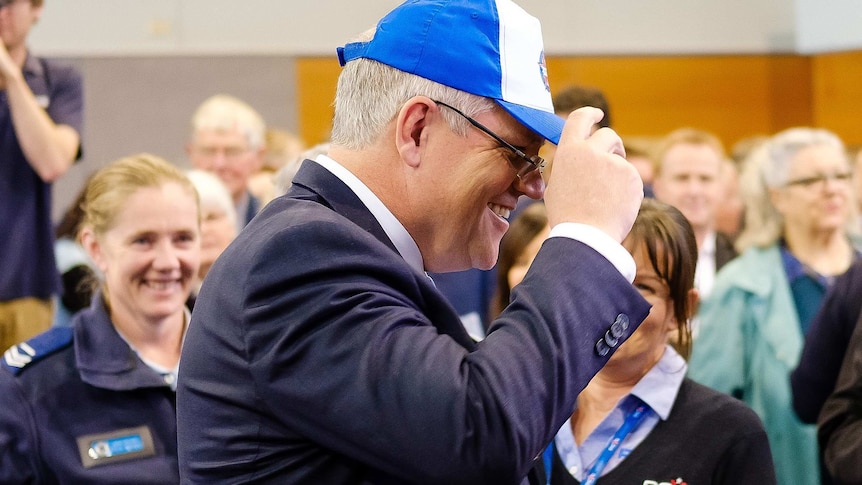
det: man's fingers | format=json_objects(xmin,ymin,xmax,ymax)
[
  {"xmin": 559, "ymin": 107, "xmax": 605, "ymax": 143},
  {"xmin": 588, "ymin": 127, "xmax": 627, "ymax": 159}
]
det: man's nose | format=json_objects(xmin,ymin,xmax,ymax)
[{"xmin": 514, "ymin": 169, "xmax": 545, "ymax": 200}]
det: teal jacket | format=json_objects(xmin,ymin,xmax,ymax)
[{"xmin": 688, "ymin": 245, "xmax": 819, "ymax": 485}]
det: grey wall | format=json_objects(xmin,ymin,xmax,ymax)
[
  {"xmin": 31, "ymin": 0, "xmax": 801, "ymax": 57},
  {"xmin": 51, "ymin": 55, "xmax": 298, "ymax": 222}
]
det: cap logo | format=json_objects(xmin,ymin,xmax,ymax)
[{"xmin": 538, "ymin": 51, "xmax": 550, "ymax": 93}]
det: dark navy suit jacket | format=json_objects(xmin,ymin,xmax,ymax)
[{"xmin": 177, "ymin": 160, "xmax": 650, "ymax": 484}]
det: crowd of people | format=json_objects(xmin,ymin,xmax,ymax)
[{"xmin": 3, "ymin": 0, "xmax": 862, "ymax": 484}]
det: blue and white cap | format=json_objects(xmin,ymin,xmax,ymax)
[{"xmin": 337, "ymin": 0, "xmax": 564, "ymax": 145}]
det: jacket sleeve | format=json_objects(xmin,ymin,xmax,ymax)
[
  {"xmin": 265, "ymin": 231, "xmax": 648, "ymax": 482},
  {"xmin": 818, "ymin": 315, "xmax": 862, "ymax": 485},
  {"xmin": 0, "ymin": 372, "xmax": 42, "ymax": 484},
  {"xmin": 792, "ymin": 263, "xmax": 862, "ymax": 423},
  {"xmin": 182, "ymin": 216, "xmax": 650, "ymax": 484}
]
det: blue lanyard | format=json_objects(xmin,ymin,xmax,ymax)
[{"xmin": 544, "ymin": 398, "xmax": 651, "ymax": 485}]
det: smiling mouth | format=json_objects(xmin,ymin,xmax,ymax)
[
  {"xmin": 145, "ymin": 280, "xmax": 181, "ymax": 291},
  {"xmin": 488, "ymin": 203, "xmax": 511, "ymax": 219}
]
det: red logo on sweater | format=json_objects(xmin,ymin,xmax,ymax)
[{"xmin": 642, "ymin": 479, "xmax": 687, "ymax": 485}]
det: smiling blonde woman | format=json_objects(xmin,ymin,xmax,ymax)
[{"xmin": 0, "ymin": 154, "xmax": 200, "ymax": 483}]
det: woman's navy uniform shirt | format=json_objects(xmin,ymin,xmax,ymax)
[{"xmin": 0, "ymin": 295, "xmax": 179, "ymax": 484}]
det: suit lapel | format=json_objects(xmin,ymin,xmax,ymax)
[
  {"xmin": 288, "ymin": 160, "xmax": 478, "ymax": 350},
  {"xmin": 289, "ymin": 160, "xmax": 399, "ymax": 255}
]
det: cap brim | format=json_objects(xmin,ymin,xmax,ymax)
[{"xmin": 496, "ymin": 100, "xmax": 564, "ymax": 145}]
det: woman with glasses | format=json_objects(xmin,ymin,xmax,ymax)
[{"xmin": 688, "ymin": 127, "xmax": 860, "ymax": 485}]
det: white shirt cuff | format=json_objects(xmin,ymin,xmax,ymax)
[{"xmin": 548, "ymin": 223, "xmax": 636, "ymax": 283}]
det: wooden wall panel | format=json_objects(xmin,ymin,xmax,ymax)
[
  {"xmin": 297, "ymin": 57, "xmax": 341, "ymax": 146},
  {"xmin": 296, "ymin": 52, "xmax": 862, "ymax": 151},
  {"xmin": 546, "ymin": 55, "xmax": 812, "ymax": 150},
  {"xmin": 811, "ymin": 51, "xmax": 862, "ymax": 146}
]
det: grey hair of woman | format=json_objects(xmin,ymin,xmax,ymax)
[
  {"xmin": 273, "ymin": 142, "xmax": 332, "ymax": 198},
  {"xmin": 186, "ymin": 169, "xmax": 237, "ymax": 229},
  {"xmin": 734, "ymin": 127, "xmax": 858, "ymax": 252}
]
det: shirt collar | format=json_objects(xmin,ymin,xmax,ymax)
[
  {"xmin": 630, "ymin": 345, "xmax": 687, "ymax": 420},
  {"xmin": 779, "ymin": 240, "xmax": 861, "ymax": 289},
  {"xmin": 75, "ymin": 294, "xmax": 180, "ymax": 391},
  {"xmin": 313, "ymin": 154, "xmax": 425, "ymax": 275},
  {"xmin": 21, "ymin": 52, "xmax": 41, "ymax": 77},
  {"xmin": 235, "ymin": 191, "xmax": 250, "ymax": 232},
  {"xmin": 700, "ymin": 229, "xmax": 716, "ymax": 257},
  {"xmin": 116, "ymin": 307, "xmax": 190, "ymax": 391}
]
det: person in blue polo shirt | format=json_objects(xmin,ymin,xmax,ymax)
[
  {"xmin": 0, "ymin": 154, "xmax": 200, "ymax": 483},
  {"xmin": 0, "ymin": 0, "xmax": 84, "ymax": 352}
]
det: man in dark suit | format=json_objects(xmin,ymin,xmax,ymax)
[{"xmin": 176, "ymin": 1, "xmax": 649, "ymax": 483}]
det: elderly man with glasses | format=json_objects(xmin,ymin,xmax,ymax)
[
  {"xmin": 187, "ymin": 94, "xmax": 267, "ymax": 232},
  {"xmin": 177, "ymin": 1, "xmax": 648, "ymax": 484}
]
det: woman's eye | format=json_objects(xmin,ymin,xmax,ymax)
[{"xmin": 635, "ymin": 283, "xmax": 656, "ymax": 294}]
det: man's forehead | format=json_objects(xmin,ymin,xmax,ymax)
[
  {"xmin": 663, "ymin": 144, "xmax": 722, "ymax": 167},
  {"xmin": 193, "ymin": 129, "xmax": 248, "ymax": 144}
]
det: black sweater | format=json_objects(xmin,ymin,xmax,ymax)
[{"xmin": 546, "ymin": 378, "xmax": 777, "ymax": 485}]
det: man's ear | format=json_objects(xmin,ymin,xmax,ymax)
[
  {"xmin": 394, "ymin": 98, "xmax": 434, "ymax": 169},
  {"xmin": 31, "ymin": 3, "xmax": 43, "ymax": 23}
]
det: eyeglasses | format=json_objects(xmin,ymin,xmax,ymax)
[
  {"xmin": 784, "ymin": 172, "xmax": 852, "ymax": 189},
  {"xmin": 432, "ymin": 100, "xmax": 545, "ymax": 178},
  {"xmin": 193, "ymin": 145, "xmax": 251, "ymax": 161}
]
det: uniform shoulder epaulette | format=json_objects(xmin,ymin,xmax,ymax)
[{"xmin": 2, "ymin": 327, "xmax": 74, "ymax": 376}]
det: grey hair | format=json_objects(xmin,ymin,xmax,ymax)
[
  {"xmin": 191, "ymin": 94, "xmax": 266, "ymax": 150},
  {"xmin": 274, "ymin": 142, "xmax": 332, "ymax": 197},
  {"xmin": 330, "ymin": 30, "xmax": 495, "ymax": 149},
  {"xmin": 761, "ymin": 128, "xmax": 844, "ymax": 189},
  {"xmin": 735, "ymin": 127, "xmax": 855, "ymax": 251},
  {"xmin": 186, "ymin": 169, "xmax": 238, "ymax": 229}
]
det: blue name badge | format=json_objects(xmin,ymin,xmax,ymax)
[{"xmin": 76, "ymin": 426, "xmax": 156, "ymax": 468}]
